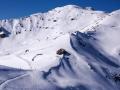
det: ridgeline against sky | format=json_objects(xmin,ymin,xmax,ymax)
[{"xmin": 0, "ymin": 0, "xmax": 120, "ymax": 19}]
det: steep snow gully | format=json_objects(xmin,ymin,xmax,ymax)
[{"xmin": 0, "ymin": 5, "xmax": 120, "ymax": 90}]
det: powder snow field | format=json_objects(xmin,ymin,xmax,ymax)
[{"xmin": 0, "ymin": 5, "xmax": 120, "ymax": 90}]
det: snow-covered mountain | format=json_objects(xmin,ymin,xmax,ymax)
[{"xmin": 0, "ymin": 5, "xmax": 120, "ymax": 90}]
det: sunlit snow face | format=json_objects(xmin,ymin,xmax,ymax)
[{"xmin": 94, "ymin": 12, "xmax": 120, "ymax": 59}]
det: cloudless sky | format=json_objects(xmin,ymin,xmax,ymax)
[{"xmin": 0, "ymin": 0, "xmax": 120, "ymax": 20}]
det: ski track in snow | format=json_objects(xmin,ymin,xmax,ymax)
[{"xmin": 0, "ymin": 74, "xmax": 28, "ymax": 89}]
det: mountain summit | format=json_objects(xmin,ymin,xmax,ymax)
[{"xmin": 0, "ymin": 5, "xmax": 120, "ymax": 90}]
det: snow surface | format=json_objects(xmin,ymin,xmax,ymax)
[{"xmin": 0, "ymin": 5, "xmax": 120, "ymax": 90}]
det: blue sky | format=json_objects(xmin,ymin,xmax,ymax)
[{"xmin": 0, "ymin": 0, "xmax": 120, "ymax": 19}]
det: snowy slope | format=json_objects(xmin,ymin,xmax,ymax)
[
  {"xmin": 0, "ymin": 5, "xmax": 120, "ymax": 90},
  {"xmin": 0, "ymin": 5, "xmax": 106, "ymax": 70}
]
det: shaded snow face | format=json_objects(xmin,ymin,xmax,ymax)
[{"xmin": 0, "ymin": 5, "xmax": 120, "ymax": 90}]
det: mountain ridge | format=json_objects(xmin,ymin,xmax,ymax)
[{"xmin": 0, "ymin": 5, "xmax": 120, "ymax": 90}]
